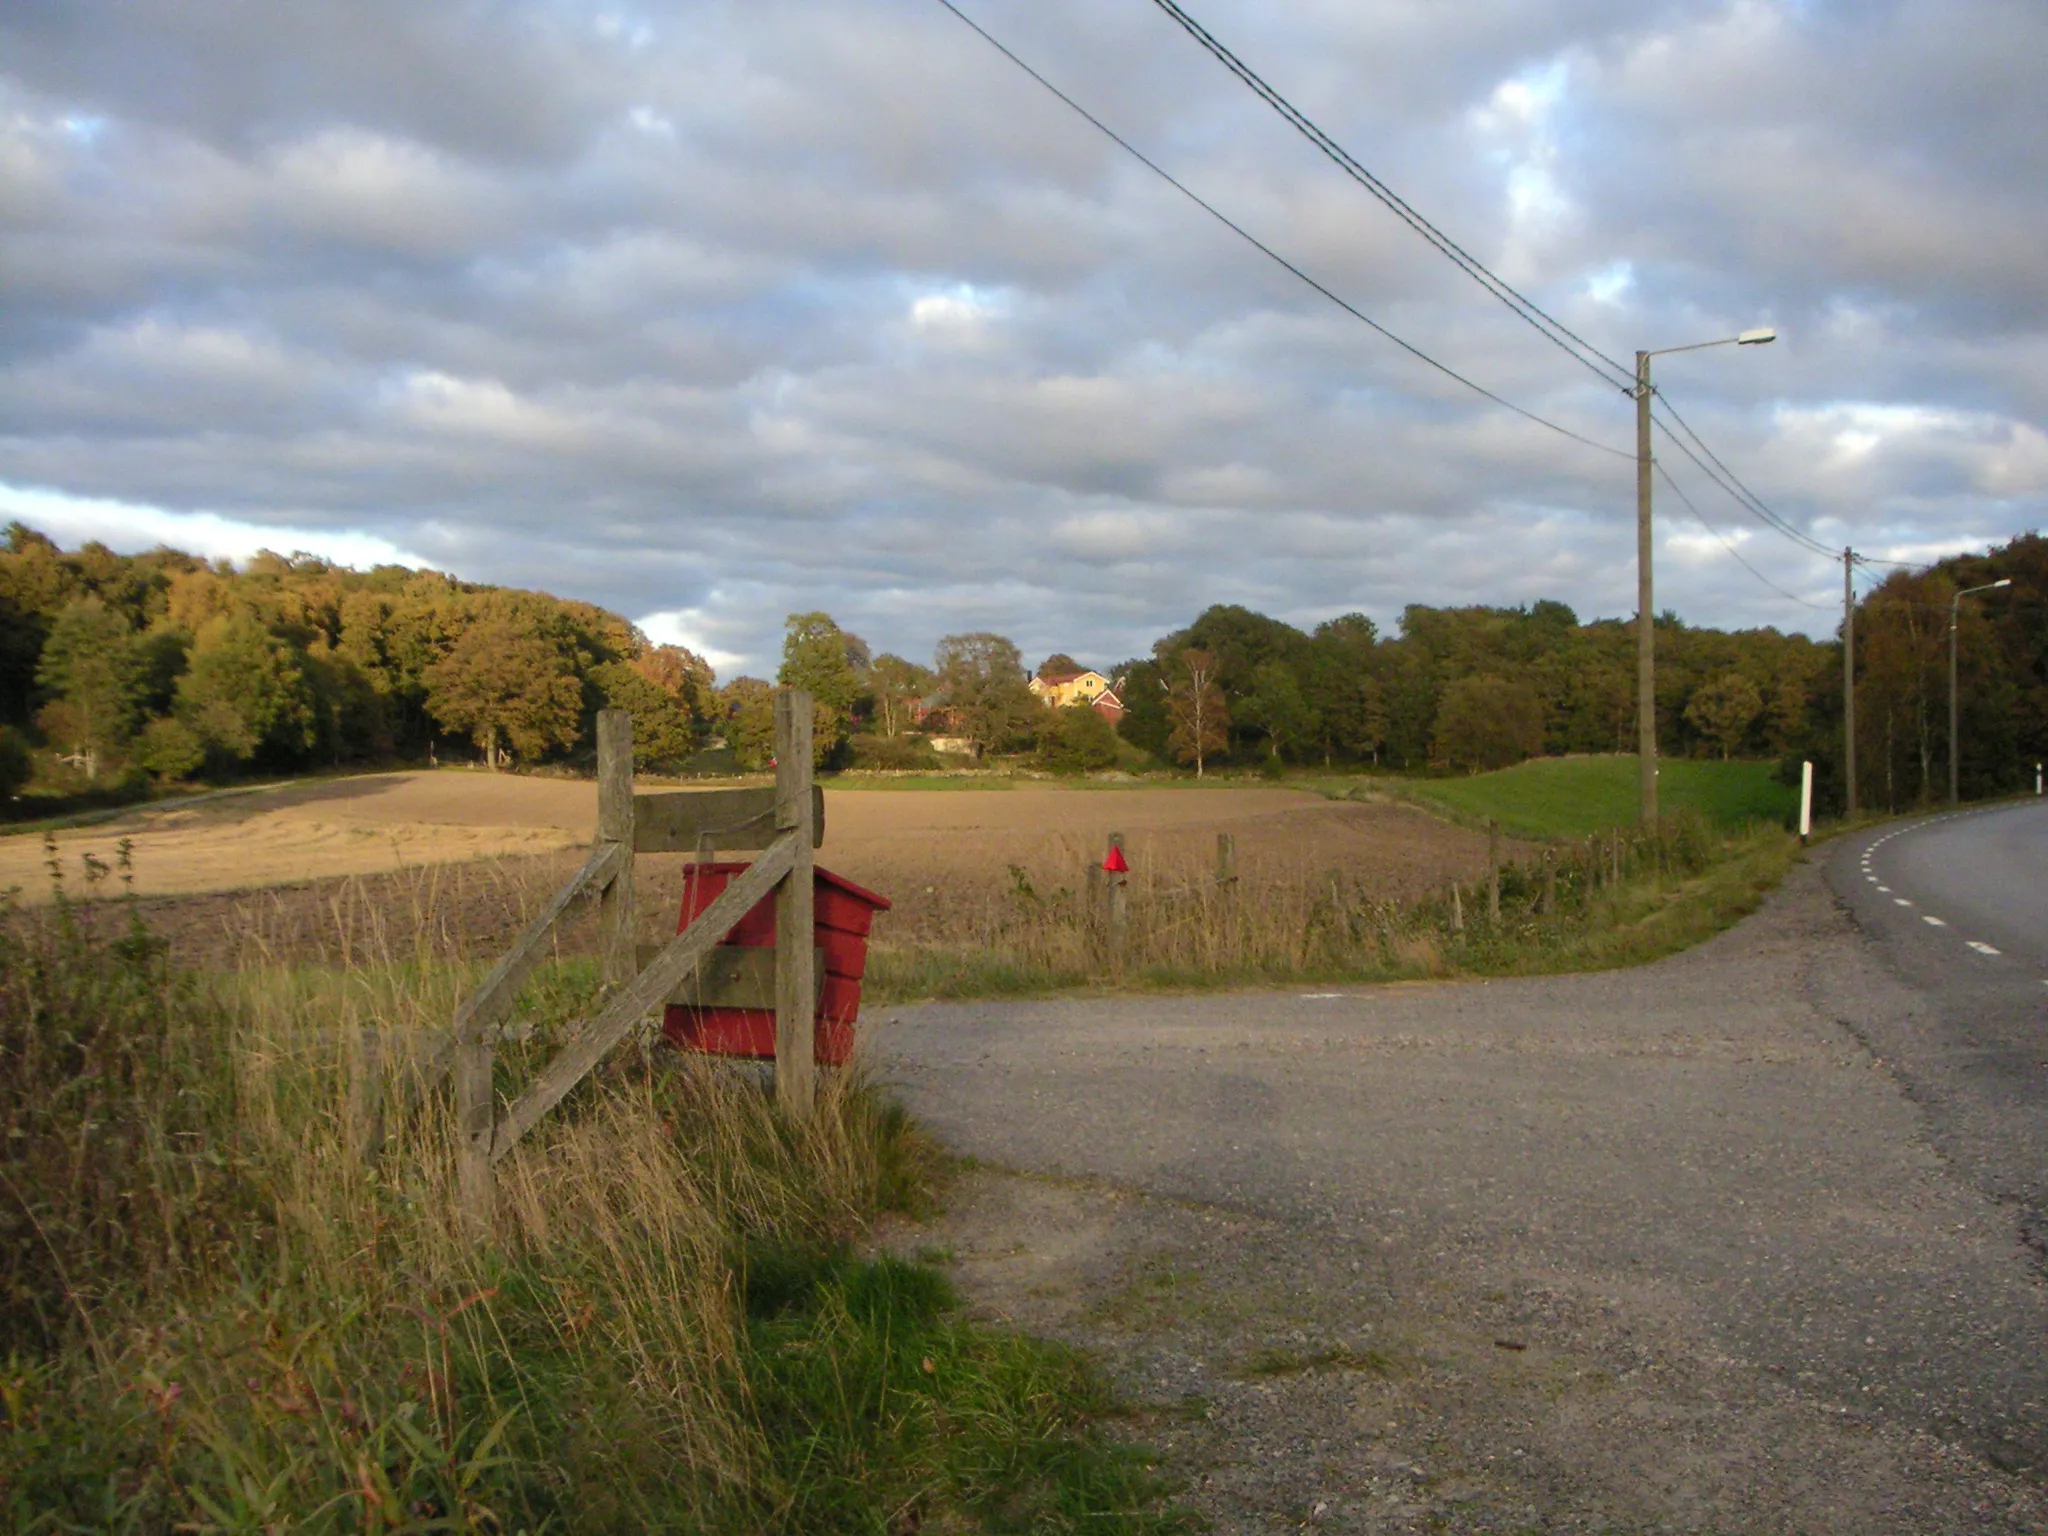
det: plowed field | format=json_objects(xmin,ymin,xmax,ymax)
[{"xmin": 4, "ymin": 771, "xmax": 1514, "ymax": 965}]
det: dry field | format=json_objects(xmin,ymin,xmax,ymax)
[{"xmin": 2, "ymin": 770, "xmax": 1515, "ymax": 967}]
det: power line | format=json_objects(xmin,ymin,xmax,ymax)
[
  {"xmin": 1141, "ymin": 0, "xmax": 1637, "ymax": 392},
  {"xmin": 931, "ymin": 0, "xmax": 1632, "ymax": 460},
  {"xmin": 1649, "ymin": 414, "xmax": 1836, "ymax": 558},
  {"xmin": 1652, "ymin": 461, "xmax": 1834, "ymax": 611},
  {"xmin": 1651, "ymin": 393, "xmax": 1833, "ymax": 556}
]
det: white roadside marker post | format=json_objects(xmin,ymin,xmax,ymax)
[{"xmin": 1799, "ymin": 760, "xmax": 1813, "ymax": 843}]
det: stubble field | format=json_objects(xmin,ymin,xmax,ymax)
[{"xmin": 2, "ymin": 770, "xmax": 1513, "ymax": 967}]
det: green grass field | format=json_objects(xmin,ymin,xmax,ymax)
[{"xmin": 1387, "ymin": 754, "xmax": 1797, "ymax": 839}]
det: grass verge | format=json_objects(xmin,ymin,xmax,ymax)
[
  {"xmin": 0, "ymin": 881, "xmax": 1188, "ymax": 1534},
  {"xmin": 1339, "ymin": 754, "xmax": 1797, "ymax": 839}
]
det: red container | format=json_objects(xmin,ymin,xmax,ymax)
[{"xmin": 661, "ymin": 863, "xmax": 891, "ymax": 1066}]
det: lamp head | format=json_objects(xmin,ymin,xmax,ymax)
[
  {"xmin": 1992, "ymin": 578, "xmax": 2012, "ymax": 589},
  {"xmin": 1737, "ymin": 327, "xmax": 1777, "ymax": 346}
]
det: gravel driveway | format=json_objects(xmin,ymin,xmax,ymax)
[{"xmin": 870, "ymin": 859, "xmax": 2048, "ymax": 1533}]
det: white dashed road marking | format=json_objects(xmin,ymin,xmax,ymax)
[
  {"xmin": 1966, "ymin": 941, "xmax": 2002, "ymax": 956},
  {"xmin": 1923, "ymin": 915, "xmax": 1948, "ymax": 927},
  {"xmin": 1876, "ymin": 885, "xmax": 1890, "ymax": 893},
  {"xmin": 1894, "ymin": 897, "xmax": 1913, "ymax": 907}
]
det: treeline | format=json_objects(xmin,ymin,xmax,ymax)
[
  {"xmin": 0, "ymin": 524, "xmax": 717, "ymax": 797},
  {"xmin": 3, "ymin": 521, "xmax": 2040, "ymax": 809}
]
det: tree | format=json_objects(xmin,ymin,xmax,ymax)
[
  {"xmin": 1166, "ymin": 648, "xmax": 1229, "ymax": 777},
  {"xmin": 1237, "ymin": 659, "xmax": 1316, "ymax": 763},
  {"xmin": 1036, "ymin": 652, "xmax": 1083, "ymax": 680},
  {"xmin": 868, "ymin": 653, "xmax": 934, "ymax": 738},
  {"xmin": 1036, "ymin": 704, "xmax": 1120, "ymax": 773},
  {"xmin": 632, "ymin": 642, "xmax": 716, "ymax": 730},
  {"xmin": 137, "ymin": 717, "xmax": 205, "ymax": 782},
  {"xmin": 34, "ymin": 598, "xmax": 147, "ymax": 778},
  {"xmin": 1685, "ymin": 672, "xmax": 1764, "ymax": 759},
  {"xmin": 719, "ymin": 677, "xmax": 776, "ymax": 770},
  {"xmin": 592, "ymin": 660, "xmax": 699, "ymax": 767},
  {"xmin": 933, "ymin": 632, "xmax": 1036, "ymax": 752},
  {"xmin": 177, "ymin": 613, "xmax": 319, "ymax": 768},
  {"xmin": 423, "ymin": 617, "xmax": 581, "ymax": 768},
  {"xmin": 779, "ymin": 612, "xmax": 863, "ymax": 761},
  {"xmin": 1432, "ymin": 675, "xmax": 1544, "ymax": 772}
]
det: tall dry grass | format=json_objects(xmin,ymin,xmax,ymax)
[
  {"xmin": 0, "ymin": 849, "xmax": 945, "ymax": 1531},
  {"xmin": 866, "ymin": 810, "xmax": 1786, "ymax": 998}
]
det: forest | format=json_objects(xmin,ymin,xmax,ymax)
[{"xmin": 1, "ymin": 521, "xmax": 2041, "ymax": 816}]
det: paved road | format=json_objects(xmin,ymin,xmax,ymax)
[
  {"xmin": 1824, "ymin": 800, "xmax": 2048, "ymax": 1252},
  {"xmin": 874, "ymin": 859, "xmax": 2048, "ymax": 1533}
]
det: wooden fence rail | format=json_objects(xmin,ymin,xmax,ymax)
[{"xmin": 452, "ymin": 689, "xmax": 822, "ymax": 1232}]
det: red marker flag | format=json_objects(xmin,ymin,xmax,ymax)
[{"xmin": 1102, "ymin": 844, "xmax": 1129, "ymax": 874}]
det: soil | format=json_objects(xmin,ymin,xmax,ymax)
[{"xmin": 6, "ymin": 773, "xmax": 1515, "ymax": 967}]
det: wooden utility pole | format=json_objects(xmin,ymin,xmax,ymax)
[
  {"xmin": 1842, "ymin": 549, "xmax": 1858, "ymax": 820},
  {"xmin": 1635, "ymin": 350, "xmax": 1659, "ymax": 827},
  {"xmin": 773, "ymin": 690, "xmax": 816, "ymax": 1118}
]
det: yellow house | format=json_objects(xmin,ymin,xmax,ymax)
[{"xmin": 1029, "ymin": 669, "xmax": 1114, "ymax": 708}]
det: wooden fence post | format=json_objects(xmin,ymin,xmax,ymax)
[
  {"xmin": 1215, "ymin": 832, "xmax": 1236, "ymax": 887},
  {"xmin": 1487, "ymin": 818, "xmax": 1501, "ymax": 925},
  {"xmin": 596, "ymin": 710, "xmax": 636, "ymax": 995},
  {"xmin": 1449, "ymin": 883, "xmax": 1465, "ymax": 935},
  {"xmin": 1541, "ymin": 855, "xmax": 1557, "ymax": 917},
  {"xmin": 349, "ymin": 1027, "xmax": 384, "ymax": 1168},
  {"xmin": 455, "ymin": 1015, "xmax": 495, "ymax": 1234},
  {"xmin": 774, "ymin": 690, "xmax": 816, "ymax": 1119},
  {"xmin": 1106, "ymin": 831, "xmax": 1128, "ymax": 968}
]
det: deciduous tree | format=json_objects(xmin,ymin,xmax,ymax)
[
  {"xmin": 423, "ymin": 617, "xmax": 580, "ymax": 768},
  {"xmin": 1166, "ymin": 648, "xmax": 1229, "ymax": 777},
  {"xmin": 1432, "ymin": 675, "xmax": 1544, "ymax": 772},
  {"xmin": 1684, "ymin": 672, "xmax": 1764, "ymax": 759},
  {"xmin": 933, "ymin": 632, "xmax": 1036, "ymax": 752}
]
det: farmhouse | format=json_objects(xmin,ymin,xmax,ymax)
[{"xmin": 1029, "ymin": 668, "xmax": 1114, "ymax": 708}]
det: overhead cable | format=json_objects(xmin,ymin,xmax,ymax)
[
  {"xmin": 1650, "ymin": 393, "xmax": 1833, "ymax": 556},
  {"xmin": 1650, "ymin": 416, "xmax": 1836, "ymax": 558},
  {"xmin": 931, "ymin": 0, "xmax": 1632, "ymax": 460},
  {"xmin": 1652, "ymin": 463, "xmax": 1834, "ymax": 611},
  {"xmin": 1142, "ymin": 0, "xmax": 1637, "ymax": 392}
]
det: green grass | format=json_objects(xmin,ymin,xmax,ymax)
[{"xmin": 1373, "ymin": 754, "xmax": 1796, "ymax": 839}]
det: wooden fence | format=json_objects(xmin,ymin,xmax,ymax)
[{"xmin": 450, "ymin": 689, "xmax": 823, "ymax": 1229}]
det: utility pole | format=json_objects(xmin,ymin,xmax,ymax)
[
  {"xmin": 1629, "ymin": 327, "xmax": 1773, "ymax": 829},
  {"xmin": 1842, "ymin": 548, "xmax": 1857, "ymax": 820},
  {"xmin": 1636, "ymin": 350, "xmax": 1657, "ymax": 827}
]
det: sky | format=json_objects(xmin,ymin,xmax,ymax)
[{"xmin": 2, "ymin": 0, "xmax": 2043, "ymax": 679}]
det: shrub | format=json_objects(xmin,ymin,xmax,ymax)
[
  {"xmin": 1035, "ymin": 706, "xmax": 1120, "ymax": 774},
  {"xmin": 847, "ymin": 733, "xmax": 945, "ymax": 771},
  {"xmin": 0, "ymin": 878, "xmax": 251, "ymax": 1353},
  {"xmin": 137, "ymin": 716, "xmax": 206, "ymax": 782}
]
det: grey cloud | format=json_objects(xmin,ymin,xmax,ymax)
[{"xmin": 0, "ymin": 0, "xmax": 2041, "ymax": 676}]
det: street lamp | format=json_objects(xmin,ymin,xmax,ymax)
[
  {"xmin": 1633, "ymin": 327, "xmax": 1776, "ymax": 825},
  {"xmin": 1948, "ymin": 577, "xmax": 2012, "ymax": 805}
]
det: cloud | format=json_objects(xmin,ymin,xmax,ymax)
[{"xmin": 0, "ymin": 0, "xmax": 2040, "ymax": 678}]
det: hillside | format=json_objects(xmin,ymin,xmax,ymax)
[{"xmin": 1396, "ymin": 754, "xmax": 1797, "ymax": 839}]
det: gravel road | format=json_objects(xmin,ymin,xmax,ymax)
[{"xmin": 871, "ymin": 857, "xmax": 2048, "ymax": 1533}]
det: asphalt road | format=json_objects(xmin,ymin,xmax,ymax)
[
  {"xmin": 874, "ymin": 855, "xmax": 2048, "ymax": 1532},
  {"xmin": 1824, "ymin": 797, "xmax": 2048, "ymax": 1256}
]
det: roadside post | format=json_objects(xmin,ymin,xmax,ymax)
[
  {"xmin": 1104, "ymin": 833, "xmax": 1129, "ymax": 968},
  {"xmin": 1798, "ymin": 759, "xmax": 1813, "ymax": 843}
]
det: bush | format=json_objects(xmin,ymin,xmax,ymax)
[
  {"xmin": 1035, "ymin": 706, "xmax": 1120, "ymax": 774},
  {"xmin": 847, "ymin": 733, "xmax": 945, "ymax": 771},
  {"xmin": 137, "ymin": 716, "xmax": 206, "ymax": 782},
  {"xmin": 0, "ymin": 880, "xmax": 251, "ymax": 1353}
]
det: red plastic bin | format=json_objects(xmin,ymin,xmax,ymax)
[{"xmin": 660, "ymin": 862, "xmax": 891, "ymax": 1067}]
